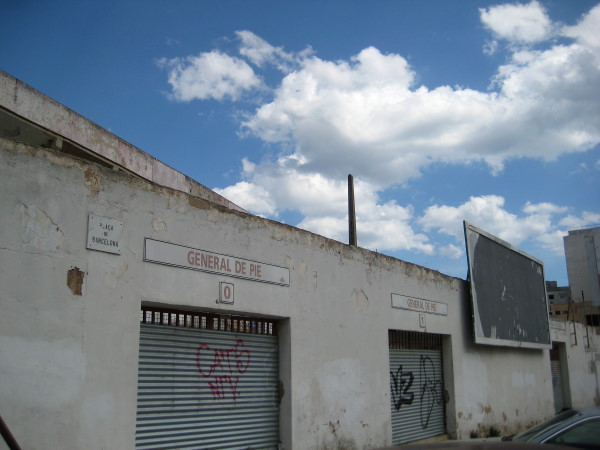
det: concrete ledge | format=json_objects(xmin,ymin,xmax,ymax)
[{"xmin": 0, "ymin": 69, "xmax": 245, "ymax": 213}]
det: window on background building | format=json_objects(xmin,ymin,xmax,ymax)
[{"xmin": 586, "ymin": 315, "xmax": 600, "ymax": 327}]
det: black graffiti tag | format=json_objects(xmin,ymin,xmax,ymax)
[
  {"xmin": 390, "ymin": 365, "xmax": 415, "ymax": 411},
  {"xmin": 419, "ymin": 355, "xmax": 443, "ymax": 428}
]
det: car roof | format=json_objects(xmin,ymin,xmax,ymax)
[
  {"xmin": 517, "ymin": 408, "xmax": 600, "ymax": 443},
  {"xmin": 375, "ymin": 442, "xmax": 575, "ymax": 449}
]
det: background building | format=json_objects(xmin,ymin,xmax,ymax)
[
  {"xmin": 564, "ymin": 227, "xmax": 600, "ymax": 325},
  {"xmin": 546, "ymin": 281, "xmax": 572, "ymax": 320}
]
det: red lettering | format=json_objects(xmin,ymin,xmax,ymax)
[
  {"xmin": 196, "ymin": 343, "xmax": 213, "ymax": 377},
  {"xmin": 249, "ymin": 263, "xmax": 262, "ymax": 277},
  {"xmin": 201, "ymin": 253, "xmax": 209, "ymax": 268},
  {"xmin": 196, "ymin": 340, "xmax": 251, "ymax": 402},
  {"xmin": 236, "ymin": 261, "xmax": 246, "ymax": 275},
  {"xmin": 187, "ymin": 251, "xmax": 195, "ymax": 265},
  {"xmin": 208, "ymin": 376, "xmax": 240, "ymax": 401}
]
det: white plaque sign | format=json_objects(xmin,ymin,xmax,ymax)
[
  {"xmin": 144, "ymin": 238, "xmax": 290, "ymax": 286},
  {"xmin": 219, "ymin": 282, "xmax": 234, "ymax": 304},
  {"xmin": 392, "ymin": 293, "xmax": 448, "ymax": 316},
  {"xmin": 87, "ymin": 215, "xmax": 123, "ymax": 254}
]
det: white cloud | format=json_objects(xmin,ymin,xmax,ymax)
[
  {"xmin": 240, "ymin": 8, "xmax": 600, "ymax": 186},
  {"xmin": 479, "ymin": 0, "xmax": 553, "ymax": 44},
  {"xmin": 214, "ymin": 181, "xmax": 276, "ymax": 216},
  {"xmin": 237, "ymin": 30, "xmax": 281, "ymax": 67},
  {"xmin": 164, "ymin": 4, "xmax": 600, "ymax": 262},
  {"xmin": 166, "ymin": 37, "xmax": 181, "ymax": 47},
  {"xmin": 216, "ymin": 164, "xmax": 433, "ymax": 253},
  {"xmin": 162, "ymin": 4, "xmax": 600, "ymax": 183},
  {"xmin": 236, "ymin": 30, "xmax": 304, "ymax": 71},
  {"xmin": 535, "ymin": 230, "xmax": 568, "ymax": 254},
  {"xmin": 419, "ymin": 196, "xmax": 575, "ymax": 256},
  {"xmin": 559, "ymin": 211, "xmax": 600, "ymax": 229},
  {"xmin": 439, "ymin": 244, "xmax": 463, "ymax": 259},
  {"xmin": 522, "ymin": 202, "xmax": 568, "ymax": 215},
  {"xmin": 483, "ymin": 39, "xmax": 499, "ymax": 56},
  {"xmin": 422, "ymin": 195, "xmax": 572, "ymax": 251},
  {"xmin": 562, "ymin": 4, "xmax": 600, "ymax": 49},
  {"xmin": 158, "ymin": 51, "xmax": 262, "ymax": 101},
  {"xmin": 420, "ymin": 195, "xmax": 520, "ymax": 242}
]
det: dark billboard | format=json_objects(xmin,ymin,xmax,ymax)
[{"xmin": 464, "ymin": 221, "xmax": 551, "ymax": 349}]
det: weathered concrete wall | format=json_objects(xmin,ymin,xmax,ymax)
[
  {"xmin": 1, "ymin": 136, "xmax": 600, "ymax": 449},
  {"xmin": 454, "ymin": 345, "xmax": 554, "ymax": 438},
  {"xmin": 450, "ymin": 320, "xmax": 600, "ymax": 440},
  {"xmin": 2, "ymin": 136, "xmax": 422, "ymax": 449},
  {"xmin": 551, "ymin": 320, "xmax": 600, "ymax": 408},
  {"xmin": 0, "ymin": 138, "xmax": 141, "ymax": 449}
]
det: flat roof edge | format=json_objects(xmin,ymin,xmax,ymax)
[{"xmin": 0, "ymin": 70, "xmax": 245, "ymax": 213}]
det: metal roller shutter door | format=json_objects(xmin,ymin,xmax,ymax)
[
  {"xmin": 389, "ymin": 335, "xmax": 445, "ymax": 445},
  {"xmin": 551, "ymin": 360, "xmax": 565, "ymax": 414},
  {"xmin": 136, "ymin": 322, "xmax": 279, "ymax": 449}
]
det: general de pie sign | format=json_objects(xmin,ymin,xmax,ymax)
[{"xmin": 391, "ymin": 293, "xmax": 448, "ymax": 316}]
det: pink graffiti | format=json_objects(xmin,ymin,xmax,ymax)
[{"xmin": 196, "ymin": 339, "xmax": 251, "ymax": 401}]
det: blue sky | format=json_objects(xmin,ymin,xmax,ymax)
[{"xmin": 2, "ymin": 1, "xmax": 599, "ymax": 285}]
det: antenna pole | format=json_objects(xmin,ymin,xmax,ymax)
[{"xmin": 348, "ymin": 174, "xmax": 357, "ymax": 246}]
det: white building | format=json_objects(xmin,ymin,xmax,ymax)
[
  {"xmin": 564, "ymin": 227, "xmax": 600, "ymax": 307},
  {"xmin": 1, "ymin": 70, "xmax": 599, "ymax": 450}
]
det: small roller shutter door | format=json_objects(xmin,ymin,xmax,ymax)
[
  {"xmin": 389, "ymin": 332, "xmax": 445, "ymax": 445},
  {"xmin": 550, "ymin": 343, "xmax": 567, "ymax": 415},
  {"xmin": 551, "ymin": 359, "xmax": 565, "ymax": 414},
  {"xmin": 136, "ymin": 321, "xmax": 279, "ymax": 449}
]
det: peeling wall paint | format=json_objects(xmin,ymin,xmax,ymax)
[
  {"xmin": 67, "ymin": 267, "xmax": 85, "ymax": 296},
  {"xmin": 151, "ymin": 219, "xmax": 166, "ymax": 232},
  {"xmin": 83, "ymin": 167, "xmax": 102, "ymax": 197}
]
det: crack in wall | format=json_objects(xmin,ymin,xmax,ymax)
[{"xmin": 19, "ymin": 203, "xmax": 64, "ymax": 252}]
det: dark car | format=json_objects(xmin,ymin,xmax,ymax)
[
  {"xmin": 376, "ymin": 441, "xmax": 575, "ymax": 449},
  {"xmin": 376, "ymin": 408, "xmax": 600, "ymax": 449},
  {"xmin": 502, "ymin": 407, "xmax": 600, "ymax": 448}
]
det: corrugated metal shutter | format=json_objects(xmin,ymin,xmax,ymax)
[
  {"xmin": 551, "ymin": 360, "xmax": 564, "ymax": 414},
  {"xmin": 389, "ymin": 332, "xmax": 445, "ymax": 445},
  {"xmin": 136, "ymin": 322, "xmax": 279, "ymax": 449}
]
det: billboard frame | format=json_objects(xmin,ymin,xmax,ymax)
[{"xmin": 464, "ymin": 221, "xmax": 551, "ymax": 350}]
